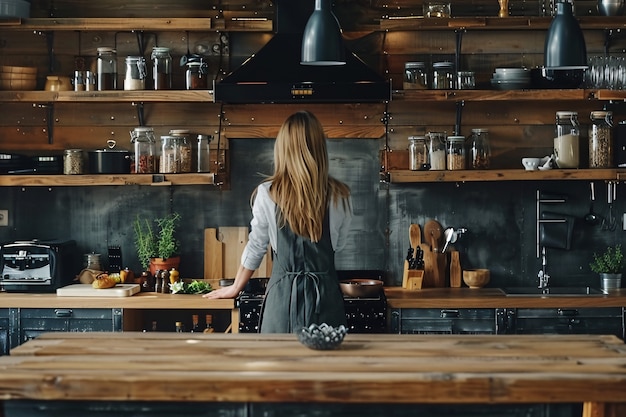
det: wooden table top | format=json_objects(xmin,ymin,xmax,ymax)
[{"xmin": 1, "ymin": 332, "xmax": 626, "ymax": 405}]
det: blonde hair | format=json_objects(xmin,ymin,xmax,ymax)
[{"xmin": 265, "ymin": 111, "xmax": 350, "ymax": 242}]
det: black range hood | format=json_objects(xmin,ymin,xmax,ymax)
[{"xmin": 213, "ymin": 1, "xmax": 390, "ymax": 104}]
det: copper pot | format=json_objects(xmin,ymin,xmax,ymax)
[{"xmin": 339, "ymin": 279, "xmax": 384, "ymax": 297}]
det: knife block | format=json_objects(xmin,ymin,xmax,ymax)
[{"xmin": 402, "ymin": 260, "xmax": 424, "ymax": 290}]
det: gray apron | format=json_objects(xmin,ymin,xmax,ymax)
[{"xmin": 258, "ymin": 208, "xmax": 347, "ymax": 333}]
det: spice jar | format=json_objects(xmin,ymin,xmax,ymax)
[
  {"xmin": 432, "ymin": 61, "xmax": 454, "ymax": 89},
  {"xmin": 185, "ymin": 60, "xmax": 208, "ymax": 90},
  {"xmin": 123, "ymin": 56, "xmax": 147, "ymax": 90},
  {"xmin": 63, "ymin": 149, "xmax": 84, "ymax": 175},
  {"xmin": 196, "ymin": 134, "xmax": 213, "ymax": 172},
  {"xmin": 130, "ymin": 127, "xmax": 157, "ymax": 173},
  {"xmin": 589, "ymin": 110, "xmax": 613, "ymax": 168},
  {"xmin": 427, "ymin": 132, "xmax": 447, "ymax": 170},
  {"xmin": 408, "ymin": 136, "xmax": 429, "ymax": 170},
  {"xmin": 151, "ymin": 46, "xmax": 172, "ymax": 90},
  {"xmin": 169, "ymin": 129, "xmax": 192, "ymax": 173},
  {"xmin": 404, "ymin": 62, "xmax": 428, "ymax": 90},
  {"xmin": 469, "ymin": 128, "xmax": 491, "ymax": 169},
  {"xmin": 553, "ymin": 111, "xmax": 579, "ymax": 168},
  {"xmin": 446, "ymin": 135, "xmax": 466, "ymax": 170},
  {"xmin": 96, "ymin": 47, "xmax": 117, "ymax": 91}
]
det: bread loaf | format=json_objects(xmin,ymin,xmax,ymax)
[{"xmin": 92, "ymin": 273, "xmax": 117, "ymax": 289}]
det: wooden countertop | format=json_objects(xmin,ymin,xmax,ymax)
[
  {"xmin": 1, "ymin": 287, "xmax": 625, "ymax": 310},
  {"xmin": 385, "ymin": 287, "xmax": 626, "ymax": 308},
  {"xmin": 2, "ymin": 332, "xmax": 626, "ymax": 415}
]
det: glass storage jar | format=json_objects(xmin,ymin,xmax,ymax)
[
  {"xmin": 124, "ymin": 56, "xmax": 147, "ymax": 91},
  {"xmin": 130, "ymin": 127, "xmax": 157, "ymax": 173},
  {"xmin": 432, "ymin": 61, "xmax": 454, "ymax": 89},
  {"xmin": 403, "ymin": 62, "xmax": 428, "ymax": 90},
  {"xmin": 96, "ymin": 47, "xmax": 117, "ymax": 91},
  {"xmin": 469, "ymin": 128, "xmax": 491, "ymax": 169},
  {"xmin": 408, "ymin": 136, "xmax": 429, "ymax": 170},
  {"xmin": 185, "ymin": 60, "xmax": 208, "ymax": 90},
  {"xmin": 63, "ymin": 149, "xmax": 84, "ymax": 175},
  {"xmin": 446, "ymin": 135, "xmax": 466, "ymax": 170},
  {"xmin": 427, "ymin": 132, "xmax": 447, "ymax": 170},
  {"xmin": 589, "ymin": 110, "xmax": 613, "ymax": 168},
  {"xmin": 159, "ymin": 135, "xmax": 180, "ymax": 173},
  {"xmin": 196, "ymin": 134, "xmax": 213, "ymax": 172},
  {"xmin": 554, "ymin": 111, "xmax": 580, "ymax": 168},
  {"xmin": 169, "ymin": 129, "xmax": 192, "ymax": 173},
  {"xmin": 151, "ymin": 46, "xmax": 172, "ymax": 90}
]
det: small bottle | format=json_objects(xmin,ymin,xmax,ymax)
[
  {"xmin": 408, "ymin": 136, "xmax": 429, "ymax": 170},
  {"xmin": 169, "ymin": 267, "xmax": 180, "ymax": 284},
  {"xmin": 403, "ymin": 62, "xmax": 428, "ymax": 90},
  {"xmin": 446, "ymin": 136, "xmax": 466, "ymax": 170},
  {"xmin": 203, "ymin": 314, "xmax": 215, "ymax": 333},
  {"xmin": 589, "ymin": 110, "xmax": 613, "ymax": 168},
  {"xmin": 151, "ymin": 46, "xmax": 172, "ymax": 90},
  {"xmin": 190, "ymin": 314, "xmax": 201, "ymax": 332},
  {"xmin": 469, "ymin": 128, "xmax": 491, "ymax": 169},
  {"xmin": 123, "ymin": 56, "xmax": 147, "ymax": 91},
  {"xmin": 175, "ymin": 321, "xmax": 184, "ymax": 332},
  {"xmin": 96, "ymin": 47, "xmax": 117, "ymax": 91},
  {"xmin": 427, "ymin": 132, "xmax": 447, "ymax": 170}
]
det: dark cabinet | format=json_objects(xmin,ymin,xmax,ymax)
[
  {"xmin": 0, "ymin": 308, "xmax": 9, "ymax": 356},
  {"xmin": 390, "ymin": 308, "xmax": 502, "ymax": 334}
]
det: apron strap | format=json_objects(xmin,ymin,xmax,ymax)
[{"xmin": 287, "ymin": 271, "xmax": 325, "ymax": 328}]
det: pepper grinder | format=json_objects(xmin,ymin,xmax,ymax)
[{"xmin": 498, "ymin": 0, "xmax": 509, "ymax": 17}]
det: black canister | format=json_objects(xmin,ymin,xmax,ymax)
[{"xmin": 615, "ymin": 120, "xmax": 626, "ymax": 167}]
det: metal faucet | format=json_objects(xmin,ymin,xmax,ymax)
[
  {"xmin": 538, "ymin": 246, "xmax": 550, "ymax": 289},
  {"xmin": 441, "ymin": 227, "xmax": 467, "ymax": 253}
]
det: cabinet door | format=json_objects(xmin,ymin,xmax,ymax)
[
  {"xmin": 18, "ymin": 308, "xmax": 122, "ymax": 345},
  {"xmin": 390, "ymin": 308, "xmax": 497, "ymax": 334},
  {"xmin": 0, "ymin": 308, "xmax": 9, "ymax": 356}
]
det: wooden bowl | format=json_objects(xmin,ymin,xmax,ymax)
[
  {"xmin": 0, "ymin": 65, "xmax": 37, "ymax": 75},
  {"xmin": 463, "ymin": 269, "xmax": 490, "ymax": 288}
]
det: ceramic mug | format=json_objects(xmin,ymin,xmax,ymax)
[{"xmin": 553, "ymin": 134, "xmax": 579, "ymax": 168}]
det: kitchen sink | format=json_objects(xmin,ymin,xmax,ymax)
[{"xmin": 501, "ymin": 287, "xmax": 607, "ymax": 297}]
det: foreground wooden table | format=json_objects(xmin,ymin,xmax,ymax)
[{"xmin": 1, "ymin": 332, "xmax": 626, "ymax": 417}]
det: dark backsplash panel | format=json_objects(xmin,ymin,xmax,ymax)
[{"xmin": 0, "ymin": 139, "xmax": 623, "ymax": 288}]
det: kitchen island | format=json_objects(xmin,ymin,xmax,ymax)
[{"xmin": 0, "ymin": 332, "xmax": 625, "ymax": 417}]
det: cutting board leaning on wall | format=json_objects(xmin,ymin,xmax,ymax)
[{"xmin": 204, "ymin": 227, "xmax": 272, "ymax": 280}]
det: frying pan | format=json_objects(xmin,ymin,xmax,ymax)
[{"xmin": 339, "ymin": 279, "xmax": 384, "ymax": 297}]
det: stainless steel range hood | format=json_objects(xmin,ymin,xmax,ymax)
[{"xmin": 213, "ymin": 1, "xmax": 390, "ymax": 104}]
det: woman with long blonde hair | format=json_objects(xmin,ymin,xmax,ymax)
[{"xmin": 204, "ymin": 111, "xmax": 353, "ymax": 333}]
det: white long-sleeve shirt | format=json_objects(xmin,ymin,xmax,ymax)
[{"xmin": 240, "ymin": 181, "xmax": 353, "ymax": 271}]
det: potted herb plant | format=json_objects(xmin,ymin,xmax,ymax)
[
  {"xmin": 589, "ymin": 244, "xmax": 624, "ymax": 291},
  {"xmin": 133, "ymin": 212, "xmax": 181, "ymax": 275}
]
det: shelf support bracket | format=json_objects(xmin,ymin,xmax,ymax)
[
  {"xmin": 132, "ymin": 102, "xmax": 146, "ymax": 126},
  {"xmin": 454, "ymin": 29, "xmax": 465, "ymax": 72},
  {"xmin": 454, "ymin": 100, "xmax": 465, "ymax": 136},
  {"xmin": 134, "ymin": 30, "xmax": 146, "ymax": 56},
  {"xmin": 35, "ymin": 103, "xmax": 55, "ymax": 144},
  {"xmin": 45, "ymin": 31, "xmax": 55, "ymax": 74}
]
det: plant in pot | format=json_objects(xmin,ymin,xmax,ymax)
[
  {"xmin": 133, "ymin": 212, "xmax": 181, "ymax": 276},
  {"xmin": 589, "ymin": 244, "xmax": 624, "ymax": 291}
]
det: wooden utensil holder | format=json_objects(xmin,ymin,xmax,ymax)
[{"xmin": 402, "ymin": 260, "xmax": 424, "ymax": 290}]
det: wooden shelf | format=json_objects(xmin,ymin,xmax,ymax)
[
  {"xmin": 394, "ymin": 89, "xmax": 597, "ymax": 101},
  {"xmin": 0, "ymin": 173, "xmax": 217, "ymax": 187},
  {"xmin": 387, "ymin": 168, "xmax": 621, "ymax": 183},
  {"xmin": 0, "ymin": 90, "xmax": 215, "ymax": 103}
]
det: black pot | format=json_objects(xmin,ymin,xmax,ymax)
[{"xmin": 88, "ymin": 148, "xmax": 131, "ymax": 174}]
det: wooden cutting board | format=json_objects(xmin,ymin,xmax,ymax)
[
  {"xmin": 57, "ymin": 284, "xmax": 140, "ymax": 297},
  {"xmin": 422, "ymin": 219, "xmax": 447, "ymax": 288},
  {"xmin": 449, "ymin": 249, "xmax": 461, "ymax": 288},
  {"xmin": 204, "ymin": 227, "xmax": 272, "ymax": 280}
]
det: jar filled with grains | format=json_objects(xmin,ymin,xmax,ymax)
[
  {"xmin": 63, "ymin": 149, "xmax": 84, "ymax": 175},
  {"xmin": 446, "ymin": 135, "xmax": 466, "ymax": 170},
  {"xmin": 589, "ymin": 110, "xmax": 613, "ymax": 168},
  {"xmin": 169, "ymin": 129, "xmax": 192, "ymax": 173},
  {"xmin": 469, "ymin": 128, "xmax": 491, "ymax": 169}
]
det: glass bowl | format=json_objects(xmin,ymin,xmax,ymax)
[{"xmin": 297, "ymin": 323, "xmax": 348, "ymax": 350}]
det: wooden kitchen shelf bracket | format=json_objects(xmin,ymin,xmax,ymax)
[{"xmin": 133, "ymin": 102, "xmax": 146, "ymax": 126}]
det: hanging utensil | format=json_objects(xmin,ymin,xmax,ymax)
[{"xmin": 584, "ymin": 181, "xmax": 599, "ymax": 225}]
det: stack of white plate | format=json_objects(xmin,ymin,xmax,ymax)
[{"xmin": 490, "ymin": 67, "xmax": 531, "ymax": 90}]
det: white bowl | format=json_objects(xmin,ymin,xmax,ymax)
[{"xmin": 522, "ymin": 157, "xmax": 542, "ymax": 170}]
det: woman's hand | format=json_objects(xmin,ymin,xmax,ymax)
[{"xmin": 203, "ymin": 285, "xmax": 240, "ymax": 299}]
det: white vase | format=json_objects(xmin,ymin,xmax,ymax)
[{"xmin": 600, "ymin": 273, "xmax": 622, "ymax": 291}]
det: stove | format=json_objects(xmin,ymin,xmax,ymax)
[{"xmin": 237, "ymin": 271, "xmax": 387, "ymax": 334}]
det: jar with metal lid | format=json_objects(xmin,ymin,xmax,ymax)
[
  {"xmin": 404, "ymin": 62, "xmax": 428, "ymax": 90},
  {"xmin": 469, "ymin": 128, "xmax": 491, "ymax": 169},
  {"xmin": 589, "ymin": 110, "xmax": 613, "ymax": 168},
  {"xmin": 432, "ymin": 61, "xmax": 454, "ymax": 89},
  {"xmin": 151, "ymin": 47, "xmax": 172, "ymax": 90},
  {"xmin": 123, "ymin": 56, "xmax": 147, "ymax": 91},
  {"xmin": 427, "ymin": 132, "xmax": 447, "ymax": 170},
  {"xmin": 169, "ymin": 129, "xmax": 192, "ymax": 173},
  {"xmin": 63, "ymin": 149, "xmax": 84, "ymax": 175},
  {"xmin": 185, "ymin": 60, "xmax": 208, "ymax": 90},
  {"xmin": 408, "ymin": 136, "xmax": 429, "ymax": 170},
  {"xmin": 446, "ymin": 135, "xmax": 466, "ymax": 170},
  {"xmin": 159, "ymin": 135, "xmax": 179, "ymax": 173},
  {"xmin": 96, "ymin": 47, "xmax": 117, "ymax": 91},
  {"xmin": 554, "ymin": 111, "xmax": 579, "ymax": 168},
  {"xmin": 196, "ymin": 134, "xmax": 213, "ymax": 172},
  {"xmin": 130, "ymin": 127, "xmax": 157, "ymax": 173}
]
